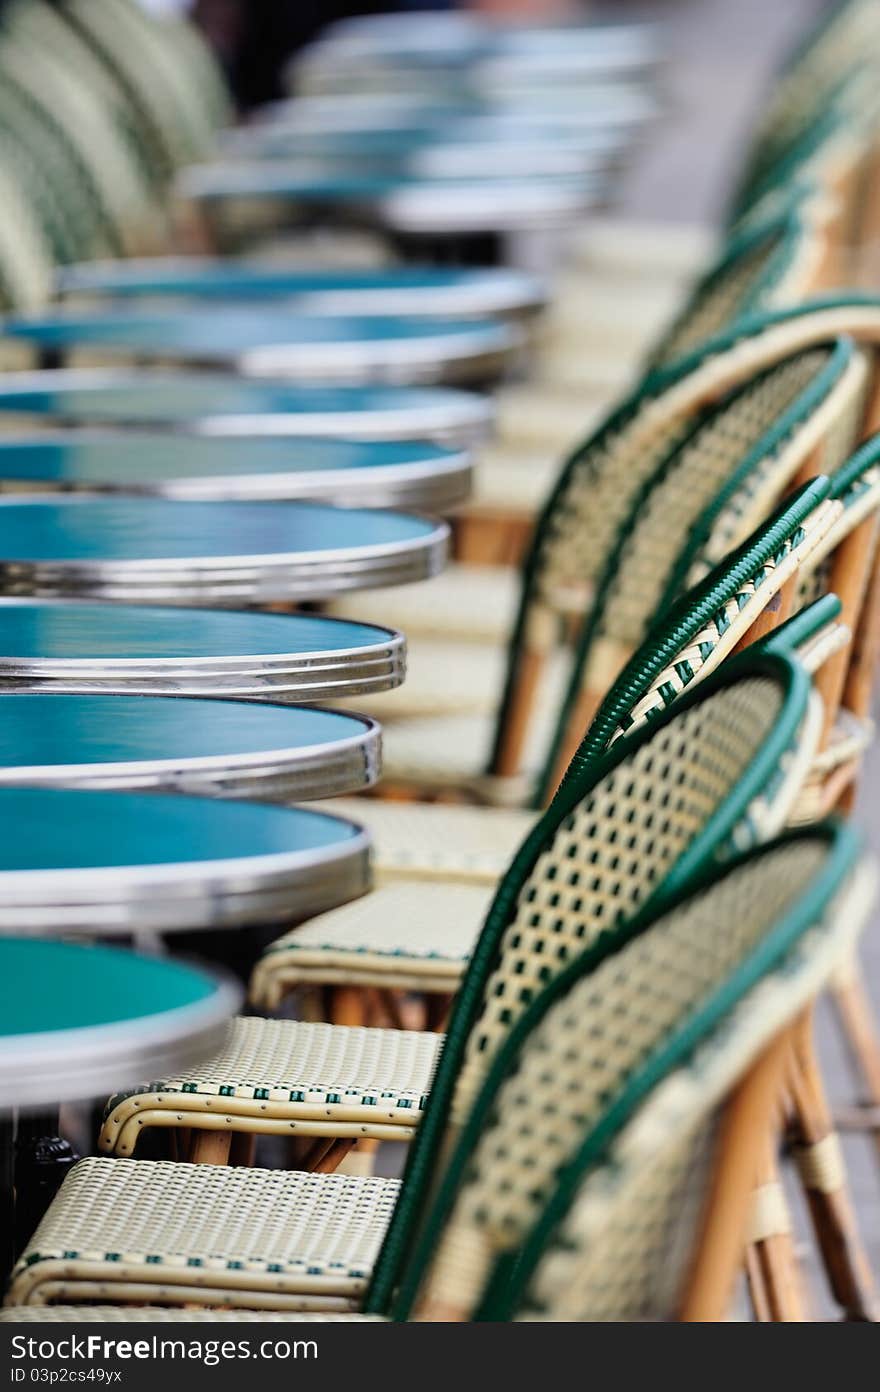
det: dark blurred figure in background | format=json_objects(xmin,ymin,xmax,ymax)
[
  {"xmin": 190, "ymin": 0, "xmax": 576, "ymax": 113},
  {"xmin": 192, "ymin": 1, "xmax": 453, "ymax": 112}
]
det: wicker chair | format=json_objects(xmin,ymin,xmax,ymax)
[
  {"xmin": 250, "ymin": 484, "xmax": 836, "ymax": 1012},
  {"xmin": 0, "ymin": 28, "xmax": 161, "ymax": 260},
  {"xmin": 331, "ymin": 302, "xmax": 880, "ymax": 817},
  {"xmin": 556, "ymin": 0, "xmax": 880, "ymax": 297},
  {"xmin": 9, "ymin": 821, "xmax": 871, "ymax": 1318},
  {"xmin": 335, "ymin": 201, "xmax": 832, "ymax": 652},
  {"xmin": 397, "ymin": 823, "xmax": 876, "ymax": 1322},
  {"xmin": 96, "ymin": 655, "xmax": 821, "ymax": 1175},
  {"xmin": 348, "ymin": 311, "xmax": 863, "ymax": 787}
]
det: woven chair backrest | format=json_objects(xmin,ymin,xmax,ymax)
[
  {"xmin": 62, "ymin": 0, "xmax": 230, "ymax": 169},
  {"xmin": 0, "ymin": 28, "xmax": 160, "ymax": 257},
  {"xmin": 367, "ymin": 653, "xmax": 822, "ymax": 1312},
  {"xmin": 488, "ymin": 265, "xmax": 844, "ymax": 783},
  {"xmin": 512, "ymin": 831, "xmax": 875, "ymax": 1322},
  {"xmin": 528, "ymin": 335, "xmax": 862, "ymax": 801},
  {"xmin": 649, "ymin": 210, "xmax": 826, "ymax": 371},
  {"xmin": 732, "ymin": 0, "xmax": 880, "ymax": 208},
  {"xmin": 536, "ymin": 481, "xmax": 837, "ymax": 799},
  {"xmin": 408, "ymin": 823, "xmax": 865, "ymax": 1320}
]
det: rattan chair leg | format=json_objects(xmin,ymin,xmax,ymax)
[
  {"xmin": 491, "ymin": 647, "xmax": 545, "ymax": 778},
  {"xmin": 788, "ymin": 1010, "xmax": 879, "ymax": 1322},
  {"xmin": 745, "ymin": 1141, "xmax": 810, "ymax": 1323},
  {"xmin": 842, "ymin": 544, "xmax": 880, "ymax": 723},
  {"xmin": 188, "ymin": 1131, "xmax": 232, "ymax": 1165},
  {"xmin": 815, "ymin": 514, "xmax": 880, "ymax": 746},
  {"xmin": 829, "ymin": 958, "xmax": 880, "ymax": 1169},
  {"xmin": 453, "ymin": 512, "xmax": 533, "ymax": 568},
  {"xmin": 311, "ymin": 1139, "xmax": 356, "ymax": 1174},
  {"xmin": 330, "ymin": 987, "xmax": 370, "ymax": 1028},
  {"xmin": 682, "ymin": 1031, "xmax": 794, "ymax": 1322},
  {"xmin": 229, "ymin": 1133, "xmax": 257, "ymax": 1167}
]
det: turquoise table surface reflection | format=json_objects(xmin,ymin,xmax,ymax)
[
  {"xmin": 178, "ymin": 165, "xmax": 599, "ymax": 234},
  {"xmin": 3, "ymin": 310, "xmax": 517, "ymax": 385},
  {"xmin": 0, "ymin": 370, "xmax": 492, "ymax": 442},
  {"xmin": 0, "ymin": 786, "xmax": 371, "ymax": 943},
  {"xmin": 0, "ymin": 691, "xmax": 381, "ymax": 801},
  {"xmin": 56, "ymin": 260, "xmax": 545, "ymax": 320},
  {"xmin": 0, "ymin": 432, "xmax": 472, "ymax": 510},
  {"xmin": 0, "ymin": 495, "xmax": 449, "ymax": 604},
  {"xmin": 0, "ymin": 599, "xmax": 405, "ymax": 702},
  {"xmin": 0, "ymin": 932, "xmax": 240, "ymax": 1108}
]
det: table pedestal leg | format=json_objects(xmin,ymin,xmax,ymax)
[{"xmin": 14, "ymin": 1112, "xmax": 79, "ymax": 1258}]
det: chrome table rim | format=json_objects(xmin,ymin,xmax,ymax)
[
  {"xmin": 0, "ymin": 639, "xmax": 405, "ymax": 702},
  {"xmin": 0, "ymin": 454, "xmax": 472, "ymax": 511},
  {"xmin": 1, "ymin": 987, "xmax": 242, "ymax": 1110},
  {"xmin": 56, "ymin": 265, "xmax": 547, "ymax": 321},
  {"xmin": 0, "ymin": 713, "xmax": 382, "ymax": 801},
  {"xmin": 0, "ymin": 825, "xmax": 372, "ymax": 938},
  {"xmin": 0, "ymin": 519, "xmax": 449, "ymax": 604},
  {"xmin": 31, "ymin": 325, "xmax": 519, "ymax": 389}
]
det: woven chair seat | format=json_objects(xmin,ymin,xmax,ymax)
[
  {"xmin": 311, "ymin": 798, "xmax": 536, "ymax": 885},
  {"xmin": 7, "ymin": 1158, "xmax": 398, "ymax": 1311},
  {"xmin": 538, "ymin": 275, "xmax": 686, "ymax": 354},
  {"xmin": 568, "ymin": 218, "xmax": 716, "ymax": 281},
  {"xmin": 356, "ymin": 639, "xmax": 507, "ymax": 721},
  {"xmin": 471, "ymin": 444, "xmax": 561, "ymax": 512},
  {"xmin": 0, "ymin": 1307, "xmax": 381, "ymax": 1322},
  {"xmin": 250, "ymin": 882, "xmax": 493, "ymax": 1008},
  {"xmin": 381, "ymin": 657, "xmax": 567, "ymax": 793},
  {"xmin": 99, "ymin": 1017, "xmax": 442, "ymax": 1157},
  {"xmin": 328, "ymin": 563, "xmax": 521, "ymax": 646},
  {"xmin": 492, "ymin": 392, "xmax": 607, "ymax": 456},
  {"xmin": 370, "ymin": 644, "xmax": 569, "ymax": 730}
]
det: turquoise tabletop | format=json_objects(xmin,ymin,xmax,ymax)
[
  {"xmin": 0, "ymin": 786, "xmax": 371, "ymax": 941},
  {"xmin": 3, "ymin": 310, "xmax": 517, "ymax": 385},
  {"xmin": 0, "ymin": 495, "xmax": 449, "ymax": 604},
  {"xmin": 0, "ymin": 599, "xmax": 405, "ymax": 702},
  {"xmin": 0, "ymin": 370, "xmax": 492, "ymax": 443},
  {"xmin": 0, "ymin": 932, "xmax": 241, "ymax": 1108},
  {"xmin": 56, "ymin": 260, "xmax": 545, "ymax": 319},
  {"xmin": 0, "ymin": 691, "xmax": 381, "ymax": 800},
  {"xmin": 3, "ymin": 937, "xmax": 218, "ymax": 1032},
  {"xmin": 178, "ymin": 165, "xmax": 598, "ymax": 232},
  {"xmin": 229, "ymin": 120, "xmax": 619, "ymax": 161},
  {"xmin": 0, "ymin": 432, "xmax": 472, "ymax": 509}
]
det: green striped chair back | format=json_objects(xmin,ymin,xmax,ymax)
[
  {"xmin": 367, "ymin": 651, "xmax": 823, "ymax": 1312},
  {"xmin": 401, "ymin": 821, "xmax": 873, "ymax": 1320}
]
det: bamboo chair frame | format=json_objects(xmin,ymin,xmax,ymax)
[{"xmin": 405, "ymin": 825, "xmax": 874, "ymax": 1322}]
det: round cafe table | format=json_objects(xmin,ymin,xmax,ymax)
[
  {"xmin": 294, "ymin": 18, "xmax": 660, "ymax": 95},
  {"xmin": 0, "ymin": 600, "xmax": 405, "ymax": 703},
  {"xmin": 0, "ymin": 496, "xmax": 448, "ymax": 604},
  {"xmin": 0, "ymin": 693, "xmax": 381, "ymax": 801},
  {"xmin": 0, "ymin": 923, "xmax": 240, "ymax": 1263},
  {"xmin": 0, "ymin": 934, "xmax": 240, "ymax": 1110},
  {"xmin": 0, "ymin": 370, "xmax": 492, "ymax": 444},
  {"xmin": 0, "ymin": 788, "xmax": 368, "ymax": 1263},
  {"xmin": 2, "ymin": 310, "xmax": 519, "ymax": 386},
  {"xmin": 55, "ymin": 261, "xmax": 546, "ymax": 322},
  {"xmin": 0, "ymin": 786, "xmax": 371, "ymax": 938},
  {"xmin": 177, "ymin": 166, "xmax": 600, "ymax": 237},
  {"xmin": 0, "ymin": 433, "xmax": 471, "ymax": 511}
]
